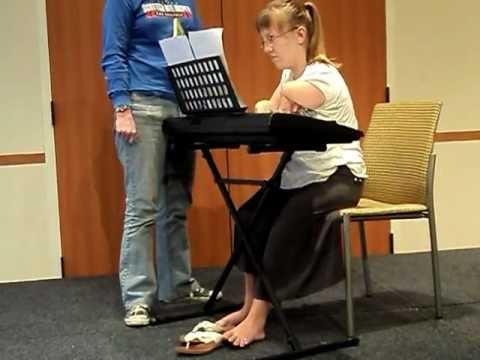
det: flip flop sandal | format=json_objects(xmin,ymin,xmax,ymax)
[
  {"xmin": 178, "ymin": 320, "xmax": 230, "ymax": 343},
  {"xmin": 175, "ymin": 330, "xmax": 224, "ymax": 355}
]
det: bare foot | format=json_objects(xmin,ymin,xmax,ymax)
[
  {"xmin": 216, "ymin": 306, "xmax": 250, "ymax": 331},
  {"xmin": 223, "ymin": 299, "xmax": 270, "ymax": 348},
  {"xmin": 223, "ymin": 315, "xmax": 266, "ymax": 348}
]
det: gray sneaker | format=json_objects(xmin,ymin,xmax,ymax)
[
  {"xmin": 124, "ymin": 304, "xmax": 156, "ymax": 327},
  {"xmin": 189, "ymin": 280, "xmax": 223, "ymax": 302}
]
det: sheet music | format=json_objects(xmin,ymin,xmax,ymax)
[
  {"xmin": 160, "ymin": 28, "xmax": 228, "ymax": 67},
  {"xmin": 190, "ymin": 28, "xmax": 248, "ymax": 107},
  {"xmin": 159, "ymin": 36, "xmax": 194, "ymax": 65},
  {"xmin": 188, "ymin": 28, "xmax": 225, "ymax": 60}
]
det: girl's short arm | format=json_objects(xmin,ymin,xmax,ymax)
[
  {"xmin": 269, "ymin": 83, "xmax": 283, "ymax": 111},
  {"xmin": 281, "ymin": 80, "xmax": 326, "ymax": 110}
]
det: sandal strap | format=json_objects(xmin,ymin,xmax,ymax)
[
  {"xmin": 192, "ymin": 320, "xmax": 224, "ymax": 333},
  {"xmin": 184, "ymin": 331, "xmax": 223, "ymax": 348}
]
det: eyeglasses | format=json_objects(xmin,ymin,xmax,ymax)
[{"xmin": 260, "ymin": 27, "xmax": 298, "ymax": 49}]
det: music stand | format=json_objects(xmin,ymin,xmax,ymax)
[{"xmin": 167, "ymin": 55, "xmax": 247, "ymax": 115}]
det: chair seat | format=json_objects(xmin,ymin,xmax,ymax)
[{"xmin": 340, "ymin": 198, "xmax": 428, "ymax": 216}]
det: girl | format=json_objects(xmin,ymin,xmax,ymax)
[{"xmin": 217, "ymin": 0, "xmax": 367, "ymax": 347}]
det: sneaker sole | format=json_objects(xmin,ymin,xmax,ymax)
[
  {"xmin": 124, "ymin": 316, "xmax": 156, "ymax": 327},
  {"xmin": 189, "ymin": 292, "xmax": 223, "ymax": 302}
]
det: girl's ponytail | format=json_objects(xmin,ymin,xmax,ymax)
[{"xmin": 304, "ymin": 2, "xmax": 336, "ymax": 66}]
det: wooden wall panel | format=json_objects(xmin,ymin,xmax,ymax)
[
  {"xmin": 46, "ymin": 0, "xmax": 122, "ymax": 276},
  {"xmin": 197, "ymin": 0, "xmax": 223, "ymax": 28},
  {"xmin": 317, "ymin": 0, "xmax": 387, "ymax": 130},
  {"xmin": 47, "ymin": 0, "xmax": 228, "ymax": 276},
  {"xmin": 51, "ymin": 101, "xmax": 123, "ymax": 276},
  {"xmin": 222, "ymin": 0, "xmax": 390, "ymax": 255}
]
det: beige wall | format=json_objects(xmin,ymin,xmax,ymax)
[
  {"xmin": 387, "ymin": 0, "xmax": 480, "ymax": 132},
  {"xmin": 0, "ymin": 166, "xmax": 61, "ymax": 281},
  {"xmin": 0, "ymin": 1, "xmax": 62, "ymax": 282},
  {"xmin": 0, "ymin": 4, "xmax": 46, "ymax": 154},
  {"xmin": 387, "ymin": 0, "xmax": 480, "ymax": 252}
]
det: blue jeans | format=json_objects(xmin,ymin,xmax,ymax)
[{"xmin": 115, "ymin": 92, "xmax": 195, "ymax": 310}]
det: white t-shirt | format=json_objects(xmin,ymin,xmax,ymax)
[{"xmin": 280, "ymin": 62, "xmax": 367, "ymax": 189}]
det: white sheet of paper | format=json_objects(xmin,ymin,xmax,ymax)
[
  {"xmin": 159, "ymin": 36, "xmax": 194, "ymax": 65},
  {"xmin": 188, "ymin": 28, "xmax": 225, "ymax": 60},
  {"xmin": 190, "ymin": 28, "xmax": 247, "ymax": 108}
]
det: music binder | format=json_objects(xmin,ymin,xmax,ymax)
[{"xmin": 167, "ymin": 55, "xmax": 247, "ymax": 115}]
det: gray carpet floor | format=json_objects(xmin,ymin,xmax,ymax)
[{"xmin": 1, "ymin": 249, "xmax": 479, "ymax": 360}]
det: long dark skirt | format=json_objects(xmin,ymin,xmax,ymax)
[{"xmin": 235, "ymin": 166, "xmax": 363, "ymax": 301}]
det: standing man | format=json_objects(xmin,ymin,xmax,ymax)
[{"xmin": 102, "ymin": 0, "xmax": 217, "ymax": 327}]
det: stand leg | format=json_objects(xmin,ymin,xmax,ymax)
[{"xmin": 204, "ymin": 247, "xmax": 240, "ymax": 312}]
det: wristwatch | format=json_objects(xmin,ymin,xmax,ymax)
[{"xmin": 114, "ymin": 104, "xmax": 130, "ymax": 113}]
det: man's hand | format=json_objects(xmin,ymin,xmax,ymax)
[{"xmin": 115, "ymin": 110, "xmax": 137, "ymax": 143}]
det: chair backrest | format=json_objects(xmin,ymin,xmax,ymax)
[{"xmin": 362, "ymin": 101, "xmax": 442, "ymax": 205}]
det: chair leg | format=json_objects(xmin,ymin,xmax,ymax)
[
  {"xmin": 342, "ymin": 214, "xmax": 355, "ymax": 338},
  {"xmin": 428, "ymin": 211, "xmax": 443, "ymax": 318},
  {"xmin": 359, "ymin": 221, "xmax": 373, "ymax": 297}
]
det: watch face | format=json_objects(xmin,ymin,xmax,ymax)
[{"xmin": 115, "ymin": 105, "xmax": 130, "ymax": 112}]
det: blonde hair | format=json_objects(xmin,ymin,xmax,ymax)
[{"xmin": 256, "ymin": 0, "xmax": 338, "ymax": 66}]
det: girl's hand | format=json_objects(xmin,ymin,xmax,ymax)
[
  {"xmin": 254, "ymin": 99, "xmax": 272, "ymax": 113},
  {"xmin": 276, "ymin": 95, "xmax": 299, "ymax": 113},
  {"xmin": 115, "ymin": 110, "xmax": 137, "ymax": 143}
]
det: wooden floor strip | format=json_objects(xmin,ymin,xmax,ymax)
[{"xmin": 0, "ymin": 153, "xmax": 46, "ymax": 166}]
